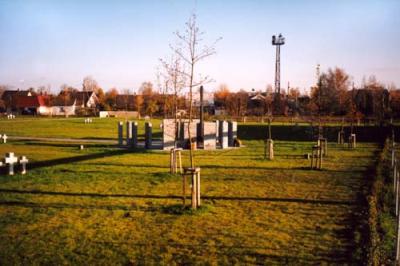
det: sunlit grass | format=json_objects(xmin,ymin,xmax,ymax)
[{"xmin": 0, "ymin": 131, "xmax": 378, "ymax": 264}]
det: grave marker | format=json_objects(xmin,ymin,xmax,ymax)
[
  {"xmin": 20, "ymin": 156, "xmax": 28, "ymax": 174},
  {"xmin": 2, "ymin": 134, "xmax": 8, "ymax": 144},
  {"xmin": 5, "ymin": 152, "xmax": 18, "ymax": 175}
]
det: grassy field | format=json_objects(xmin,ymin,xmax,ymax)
[
  {"xmin": 0, "ymin": 117, "xmax": 162, "ymax": 139},
  {"xmin": 0, "ymin": 118, "xmax": 380, "ymax": 264}
]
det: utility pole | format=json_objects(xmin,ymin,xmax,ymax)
[{"xmin": 272, "ymin": 34, "xmax": 285, "ymax": 95}]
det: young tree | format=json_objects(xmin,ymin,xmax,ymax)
[
  {"xmin": 160, "ymin": 55, "xmax": 186, "ymax": 146},
  {"xmin": 172, "ymin": 13, "xmax": 221, "ymax": 167}
]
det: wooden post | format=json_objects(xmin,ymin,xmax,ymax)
[
  {"xmin": 318, "ymin": 138, "xmax": 327, "ymax": 156},
  {"xmin": 170, "ymin": 149, "xmax": 175, "ymax": 174},
  {"xmin": 171, "ymin": 148, "xmax": 183, "ymax": 174},
  {"xmin": 183, "ymin": 167, "xmax": 201, "ymax": 209},
  {"xmin": 394, "ymin": 160, "xmax": 397, "ymax": 193},
  {"xmin": 396, "ymin": 171, "xmax": 399, "ymax": 216},
  {"xmin": 311, "ymin": 145, "xmax": 321, "ymax": 170},
  {"xmin": 264, "ymin": 140, "xmax": 267, "ymax": 160},
  {"xmin": 182, "ymin": 173, "xmax": 186, "ymax": 207},
  {"xmin": 264, "ymin": 139, "xmax": 274, "ymax": 160},
  {"xmin": 348, "ymin": 134, "xmax": 356, "ymax": 148},
  {"xmin": 338, "ymin": 131, "xmax": 344, "ymax": 144},
  {"xmin": 195, "ymin": 168, "xmax": 201, "ymax": 207},
  {"xmin": 191, "ymin": 170, "xmax": 197, "ymax": 209},
  {"xmin": 396, "ymin": 206, "xmax": 400, "ymax": 262},
  {"xmin": 310, "ymin": 149, "xmax": 314, "ymax": 169},
  {"xmin": 318, "ymin": 145, "xmax": 323, "ymax": 169},
  {"xmin": 268, "ymin": 139, "xmax": 274, "ymax": 160},
  {"xmin": 178, "ymin": 150, "xmax": 183, "ymax": 174}
]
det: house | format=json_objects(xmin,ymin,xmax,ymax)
[
  {"xmin": 71, "ymin": 91, "xmax": 98, "ymax": 109},
  {"xmin": 15, "ymin": 95, "xmax": 49, "ymax": 115},
  {"xmin": 47, "ymin": 95, "xmax": 76, "ymax": 116},
  {"xmin": 1, "ymin": 90, "xmax": 37, "ymax": 112}
]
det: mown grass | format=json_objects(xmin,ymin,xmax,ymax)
[
  {"xmin": 0, "ymin": 125, "xmax": 379, "ymax": 264},
  {"xmin": 0, "ymin": 116, "xmax": 161, "ymax": 139}
]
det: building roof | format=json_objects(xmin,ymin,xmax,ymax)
[
  {"xmin": 71, "ymin": 91, "xmax": 97, "ymax": 107},
  {"xmin": 15, "ymin": 95, "xmax": 48, "ymax": 108},
  {"xmin": 250, "ymin": 94, "xmax": 266, "ymax": 101},
  {"xmin": 1, "ymin": 90, "xmax": 36, "ymax": 101}
]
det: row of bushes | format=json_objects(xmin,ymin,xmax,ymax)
[
  {"xmin": 237, "ymin": 125, "xmax": 400, "ymax": 142},
  {"xmin": 366, "ymin": 139, "xmax": 397, "ymax": 264}
]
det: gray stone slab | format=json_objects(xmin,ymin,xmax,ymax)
[
  {"xmin": 163, "ymin": 119, "xmax": 176, "ymax": 150},
  {"xmin": 219, "ymin": 120, "xmax": 228, "ymax": 149},
  {"xmin": 126, "ymin": 121, "xmax": 132, "ymax": 146},
  {"xmin": 203, "ymin": 122, "xmax": 217, "ymax": 150}
]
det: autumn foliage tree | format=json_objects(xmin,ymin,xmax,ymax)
[{"xmin": 311, "ymin": 67, "xmax": 350, "ymax": 116}]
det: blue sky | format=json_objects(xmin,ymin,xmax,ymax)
[{"xmin": 0, "ymin": 0, "xmax": 399, "ymax": 93}]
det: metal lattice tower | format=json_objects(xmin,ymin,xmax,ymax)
[{"xmin": 272, "ymin": 34, "xmax": 285, "ymax": 94}]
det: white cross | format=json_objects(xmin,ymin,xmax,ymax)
[
  {"xmin": 5, "ymin": 152, "xmax": 18, "ymax": 175},
  {"xmin": 19, "ymin": 156, "xmax": 28, "ymax": 175},
  {"xmin": 2, "ymin": 134, "xmax": 7, "ymax": 144}
]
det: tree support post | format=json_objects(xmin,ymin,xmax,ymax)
[{"xmin": 182, "ymin": 167, "xmax": 201, "ymax": 209}]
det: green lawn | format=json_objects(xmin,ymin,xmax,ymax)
[
  {"xmin": 0, "ymin": 117, "xmax": 162, "ymax": 139},
  {"xmin": 0, "ymin": 119, "xmax": 379, "ymax": 264}
]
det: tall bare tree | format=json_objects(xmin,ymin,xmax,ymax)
[{"xmin": 172, "ymin": 13, "xmax": 221, "ymax": 167}]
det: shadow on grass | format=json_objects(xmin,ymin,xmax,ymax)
[
  {"xmin": 28, "ymin": 148, "xmax": 151, "ymax": 170},
  {"xmin": 23, "ymin": 141, "xmax": 115, "ymax": 149},
  {"xmin": 0, "ymin": 188, "xmax": 356, "ymax": 206}
]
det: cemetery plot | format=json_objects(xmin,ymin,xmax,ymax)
[{"xmin": 0, "ymin": 137, "xmax": 378, "ymax": 264}]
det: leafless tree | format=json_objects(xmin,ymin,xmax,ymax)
[
  {"xmin": 172, "ymin": 13, "xmax": 221, "ymax": 167},
  {"xmin": 160, "ymin": 55, "xmax": 186, "ymax": 146}
]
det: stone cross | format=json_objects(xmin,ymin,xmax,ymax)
[
  {"xmin": 2, "ymin": 134, "xmax": 8, "ymax": 144},
  {"xmin": 19, "ymin": 156, "xmax": 28, "ymax": 174},
  {"xmin": 5, "ymin": 152, "xmax": 18, "ymax": 175}
]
